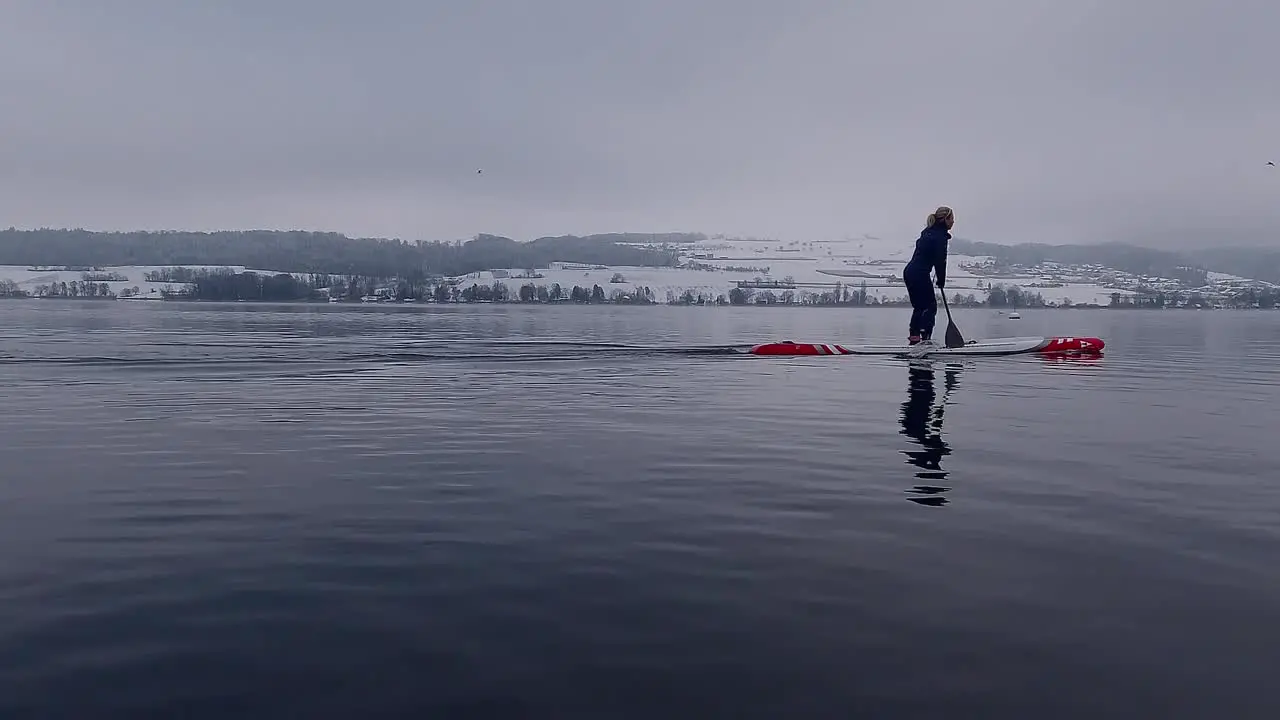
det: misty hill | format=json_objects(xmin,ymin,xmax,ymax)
[
  {"xmin": 1183, "ymin": 247, "xmax": 1280, "ymax": 286},
  {"xmin": 952, "ymin": 239, "xmax": 1280, "ymax": 285},
  {"xmin": 0, "ymin": 229, "xmax": 692, "ymax": 277}
]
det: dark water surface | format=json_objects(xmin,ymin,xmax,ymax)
[{"xmin": 2, "ymin": 302, "xmax": 1279, "ymax": 718}]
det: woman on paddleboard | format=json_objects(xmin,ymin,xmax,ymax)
[{"xmin": 903, "ymin": 206, "xmax": 953, "ymax": 346}]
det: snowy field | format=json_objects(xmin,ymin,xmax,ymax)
[{"xmin": 464, "ymin": 235, "xmax": 1130, "ymax": 306}]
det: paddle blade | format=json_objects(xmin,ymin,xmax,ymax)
[
  {"xmin": 944, "ymin": 319, "xmax": 965, "ymax": 348},
  {"xmin": 938, "ymin": 293, "xmax": 965, "ymax": 348}
]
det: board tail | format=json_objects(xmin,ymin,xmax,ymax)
[{"xmin": 748, "ymin": 340, "xmax": 854, "ymax": 356}]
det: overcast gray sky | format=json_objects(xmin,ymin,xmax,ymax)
[{"xmin": 2, "ymin": 0, "xmax": 1277, "ymax": 247}]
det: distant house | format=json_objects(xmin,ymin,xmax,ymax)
[{"xmin": 363, "ymin": 287, "xmax": 394, "ymax": 302}]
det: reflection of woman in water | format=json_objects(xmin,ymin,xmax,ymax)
[{"xmin": 899, "ymin": 361, "xmax": 961, "ymax": 505}]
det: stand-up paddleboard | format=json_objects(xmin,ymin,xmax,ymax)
[{"xmin": 748, "ymin": 336, "xmax": 1104, "ymax": 357}]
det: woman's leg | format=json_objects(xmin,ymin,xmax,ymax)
[
  {"xmin": 918, "ymin": 288, "xmax": 938, "ymax": 340},
  {"xmin": 905, "ymin": 274, "xmax": 931, "ymax": 338}
]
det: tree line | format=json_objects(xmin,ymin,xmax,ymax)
[
  {"xmin": 2, "ymin": 269, "xmax": 1058, "ymax": 307},
  {"xmin": 1110, "ymin": 287, "xmax": 1280, "ymax": 309},
  {"xmin": 458, "ymin": 281, "xmax": 661, "ymax": 304},
  {"xmin": 0, "ymin": 229, "xmax": 690, "ymax": 278},
  {"xmin": 178, "ymin": 271, "xmax": 316, "ymax": 302},
  {"xmin": 31, "ymin": 280, "xmax": 116, "ymax": 299},
  {"xmin": 721, "ymin": 281, "xmax": 1048, "ymax": 308},
  {"xmin": 0, "ymin": 279, "xmax": 25, "ymax": 297},
  {"xmin": 150, "ymin": 268, "xmax": 655, "ymax": 304},
  {"xmin": 18, "ymin": 266, "xmax": 1273, "ymax": 309}
]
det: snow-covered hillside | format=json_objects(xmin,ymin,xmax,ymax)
[
  {"xmin": 458, "ymin": 235, "xmax": 1129, "ymax": 306},
  {"xmin": 0, "ymin": 235, "xmax": 1131, "ymax": 306}
]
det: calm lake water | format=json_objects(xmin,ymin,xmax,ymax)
[{"xmin": 2, "ymin": 301, "xmax": 1279, "ymax": 718}]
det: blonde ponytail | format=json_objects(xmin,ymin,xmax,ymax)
[{"xmin": 926, "ymin": 206, "xmax": 954, "ymax": 228}]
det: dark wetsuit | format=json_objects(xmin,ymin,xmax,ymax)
[{"xmin": 902, "ymin": 223, "xmax": 949, "ymax": 339}]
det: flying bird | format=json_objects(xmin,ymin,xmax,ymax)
[{"xmin": 1268, "ymin": 161, "xmax": 1275, "ymax": 167}]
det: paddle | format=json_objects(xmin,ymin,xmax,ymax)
[{"xmin": 938, "ymin": 291, "xmax": 965, "ymax": 348}]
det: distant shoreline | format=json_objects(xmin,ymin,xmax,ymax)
[{"xmin": 3, "ymin": 296, "xmax": 1272, "ymax": 310}]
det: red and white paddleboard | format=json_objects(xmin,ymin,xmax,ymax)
[{"xmin": 748, "ymin": 336, "xmax": 1105, "ymax": 357}]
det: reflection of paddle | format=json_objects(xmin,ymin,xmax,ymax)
[{"xmin": 939, "ymin": 292, "xmax": 965, "ymax": 348}]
